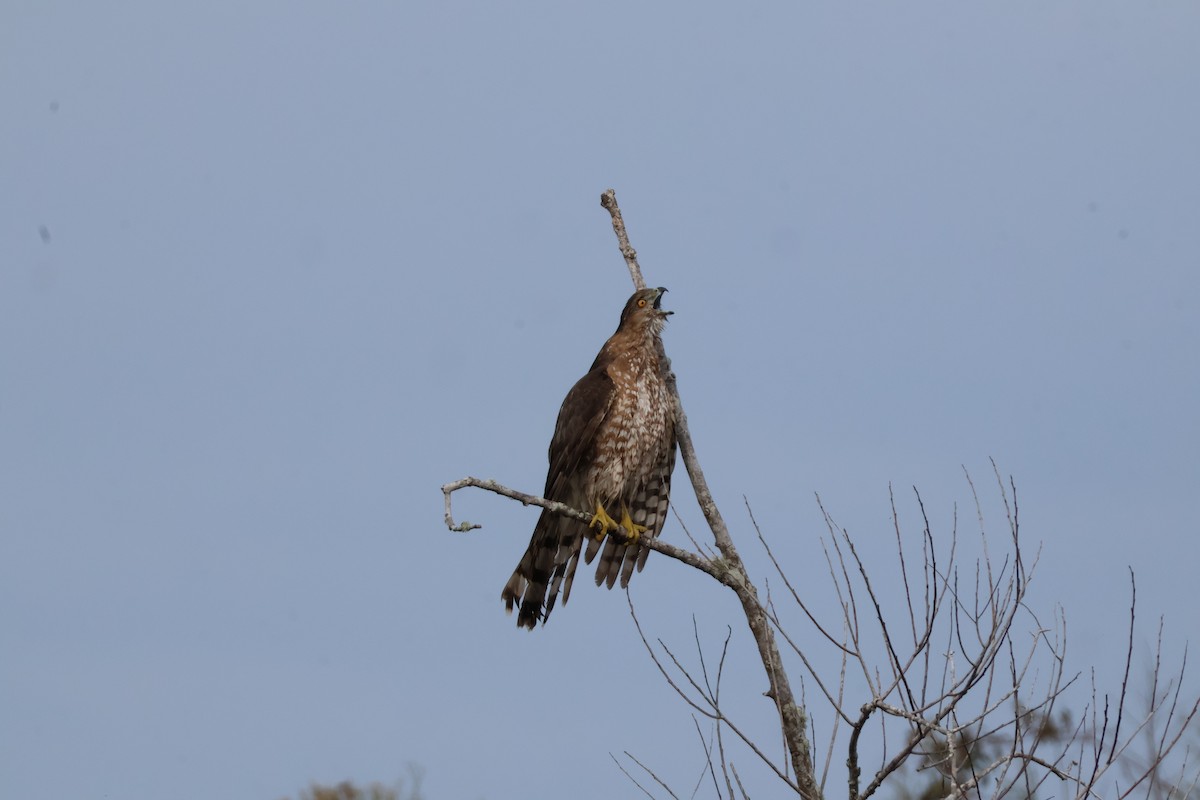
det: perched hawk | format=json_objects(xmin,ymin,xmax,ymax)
[{"xmin": 502, "ymin": 287, "xmax": 678, "ymax": 629}]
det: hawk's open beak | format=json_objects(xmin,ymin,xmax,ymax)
[{"xmin": 654, "ymin": 287, "xmax": 673, "ymax": 315}]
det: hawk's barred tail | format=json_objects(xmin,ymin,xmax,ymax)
[{"xmin": 501, "ymin": 509, "xmax": 584, "ymax": 629}]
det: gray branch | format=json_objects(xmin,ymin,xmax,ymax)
[
  {"xmin": 601, "ymin": 188, "xmax": 821, "ymax": 800},
  {"xmin": 442, "ymin": 476, "xmax": 725, "ymax": 581}
]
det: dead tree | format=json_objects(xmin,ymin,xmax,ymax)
[{"xmin": 442, "ymin": 190, "xmax": 1198, "ymax": 800}]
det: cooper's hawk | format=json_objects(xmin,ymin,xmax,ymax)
[{"xmin": 502, "ymin": 287, "xmax": 677, "ymax": 629}]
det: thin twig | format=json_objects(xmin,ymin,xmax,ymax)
[
  {"xmin": 625, "ymin": 751, "xmax": 683, "ymax": 800},
  {"xmin": 1107, "ymin": 569, "xmax": 1136, "ymax": 765},
  {"xmin": 611, "ymin": 753, "xmax": 659, "ymax": 800}
]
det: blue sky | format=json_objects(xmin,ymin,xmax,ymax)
[{"xmin": 2, "ymin": 3, "xmax": 1198, "ymax": 799}]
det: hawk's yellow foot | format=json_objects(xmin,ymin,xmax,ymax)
[
  {"xmin": 589, "ymin": 503, "xmax": 621, "ymax": 541},
  {"xmin": 619, "ymin": 506, "xmax": 649, "ymax": 545}
]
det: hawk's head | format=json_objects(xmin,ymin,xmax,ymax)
[{"xmin": 618, "ymin": 287, "xmax": 673, "ymax": 333}]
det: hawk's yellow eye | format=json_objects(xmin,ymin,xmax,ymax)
[{"xmin": 637, "ymin": 298, "xmax": 647, "ymax": 308}]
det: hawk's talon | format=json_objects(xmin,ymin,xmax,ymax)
[
  {"xmin": 589, "ymin": 503, "xmax": 621, "ymax": 541},
  {"xmin": 619, "ymin": 506, "xmax": 648, "ymax": 545}
]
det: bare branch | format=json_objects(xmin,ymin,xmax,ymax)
[
  {"xmin": 1108, "ymin": 569, "xmax": 1137, "ymax": 765},
  {"xmin": 624, "ymin": 751, "xmax": 683, "ymax": 800},
  {"xmin": 730, "ymin": 762, "xmax": 752, "ymax": 800},
  {"xmin": 691, "ymin": 716, "xmax": 726, "ymax": 800},
  {"xmin": 601, "ymin": 188, "xmax": 819, "ymax": 800},
  {"xmin": 747, "ymin": 497, "xmax": 856, "ymax": 656},
  {"xmin": 600, "ymin": 188, "xmax": 645, "ymax": 290},
  {"xmin": 611, "ymin": 753, "xmax": 659, "ymax": 800},
  {"xmin": 627, "ymin": 593, "xmax": 803, "ymax": 794},
  {"xmin": 442, "ymin": 475, "xmax": 724, "ymax": 580}
]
